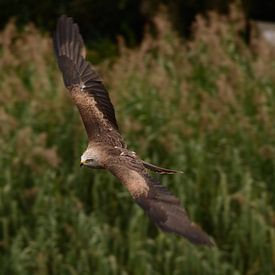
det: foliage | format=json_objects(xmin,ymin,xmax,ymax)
[{"xmin": 0, "ymin": 6, "xmax": 275, "ymax": 275}]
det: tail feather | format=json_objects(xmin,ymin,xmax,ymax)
[{"xmin": 142, "ymin": 161, "xmax": 183, "ymax": 175}]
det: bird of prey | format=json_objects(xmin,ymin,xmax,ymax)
[{"xmin": 53, "ymin": 15, "xmax": 214, "ymax": 246}]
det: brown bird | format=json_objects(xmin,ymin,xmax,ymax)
[{"xmin": 53, "ymin": 15, "xmax": 214, "ymax": 246}]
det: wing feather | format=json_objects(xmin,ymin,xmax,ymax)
[
  {"xmin": 53, "ymin": 15, "xmax": 124, "ymax": 146},
  {"xmin": 107, "ymin": 158, "xmax": 214, "ymax": 246},
  {"xmin": 136, "ymin": 175, "xmax": 214, "ymax": 246}
]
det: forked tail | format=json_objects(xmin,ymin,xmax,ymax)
[{"xmin": 142, "ymin": 161, "xmax": 183, "ymax": 174}]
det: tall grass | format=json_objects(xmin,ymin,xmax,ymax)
[{"xmin": 1, "ymin": 5, "xmax": 275, "ymax": 275}]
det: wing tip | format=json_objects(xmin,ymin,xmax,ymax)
[
  {"xmin": 159, "ymin": 220, "xmax": 216, "ymax": 247},
  {"xmin": 182, "ymin": 229, "xmax": 217, "ymax": 247}
]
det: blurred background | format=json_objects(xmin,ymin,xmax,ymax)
[{"xmin": 0, "ymin": 0, "xmax": 275, "ymax": 274}]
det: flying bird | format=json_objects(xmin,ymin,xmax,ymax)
[{"xmin": 53, "ymin": 15, "xmax": 214, "ymax": 246}]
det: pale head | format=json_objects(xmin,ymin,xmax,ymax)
[{"xmin": 80, "ymin": 147, "xmax": 103, "ymax": 168}]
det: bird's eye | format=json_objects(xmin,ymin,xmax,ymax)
[{"xmin": 86, "ymin": 158, "xmax": 94, "ymax": 162}]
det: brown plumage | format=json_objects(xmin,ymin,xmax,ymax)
[
  {"xmin": 53, "ymin": 15, "xmax": 215, "ymax": 246},
  {"xmin": 53, "ymin": 15, "xmax": 124, "ymax": 147}
]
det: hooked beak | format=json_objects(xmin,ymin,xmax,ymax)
[{"xmin": 80, "ymin": 161, "xmax": 84, "ymax": 167}]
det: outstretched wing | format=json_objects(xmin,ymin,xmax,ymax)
[
  {"xmin": 53, "ymin": 15, "xmax": 124, "ymax": 147},
  {"xmin": 106, "ymin": 158, "xmax": 214, "ymax": 246}
]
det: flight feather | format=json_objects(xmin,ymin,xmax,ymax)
[{"xmin": 53, "ymin": 15, "xmax": 124, "ymax": 147}]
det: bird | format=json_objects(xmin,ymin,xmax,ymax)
[{"xmin": 53, "ymin": 15, "xmax": 214, "ymax": 246}]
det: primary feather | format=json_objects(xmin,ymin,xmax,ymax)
[{"xmin": 53, "ymin": 15, "xmax": 123, "ymax": 146}]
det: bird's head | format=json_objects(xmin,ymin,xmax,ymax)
[{"xmin": 80, "ymin": 147, "xmax": 103, "ymax": 169}]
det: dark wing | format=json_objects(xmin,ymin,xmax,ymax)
[
  {"xmin": 53, "ymin": 15, "xmax": 124, "ymax": 147},
  {"xmin": 107, "ymin": 158, "xmax": 215, "ymax": 246}
]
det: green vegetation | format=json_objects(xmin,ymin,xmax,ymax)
[{"xmin": 1, "ymin": 7, "xmax": 275, "ymax": 275}]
